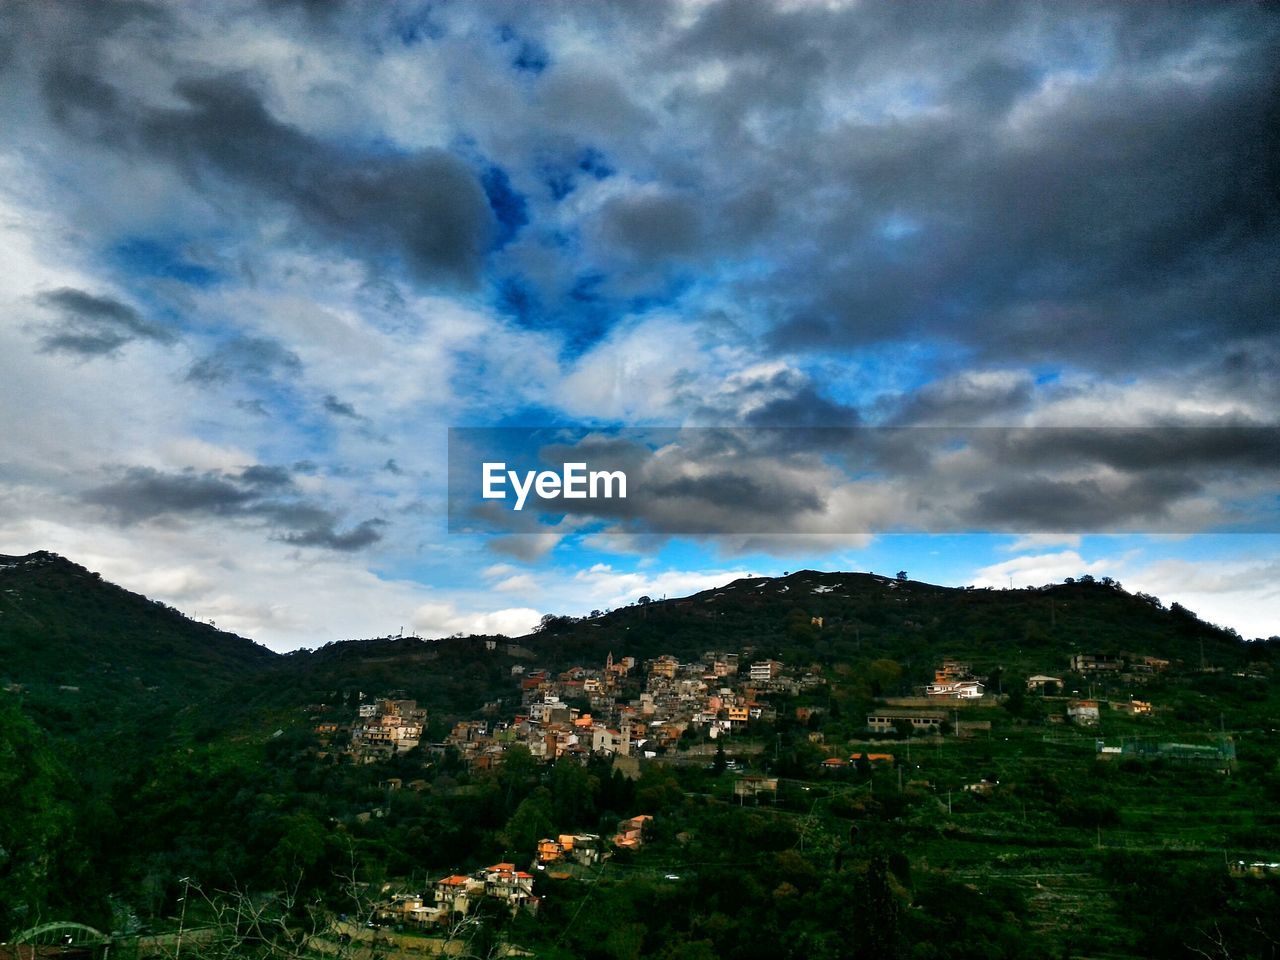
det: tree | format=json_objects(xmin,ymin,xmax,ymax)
[
  {"xmin": 713, "ymin": 740, "xmax": 727, "ymax": 776},
  {"xmin": 867, "ymin": 659, "xmax": 903, "ymax": 695},
  {"xmin": 550, "ymin": 758, "xmax": 598, "ymax": 828},
  {"xmin": 896, "ymin": 570, "xmax": 907, "ymax": 582},
  {"xmin": 503, "ymin": 789, "xmax": 554, "ymax": 856}
]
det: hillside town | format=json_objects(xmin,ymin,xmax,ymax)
[
  {"xmin": 311, "ymin": 645, "xmax": 1199, "ymax": 776},
  {"xmin": 295, "ymin": 638, "xmax": 1243, "ymax": 931}
]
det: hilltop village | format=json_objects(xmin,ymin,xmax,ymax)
[
  {"xmin": 305, "ymin": 640, "xmax": 1240, "ymax": 931},
  {"xmin": 318, "ymin": 646, "xmax": 1197, "ymax": 774}
]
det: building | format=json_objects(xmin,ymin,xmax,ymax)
[
  {"xmin": 376, "ymin": 893, "xmax": 441, "ymax": 927},
  {"xmin": 649, "ymin": 656, "xmax": 680, "ymax": 679},
  {"xmin": 1230, "ymin": 861, "xmax": 1280, "ymax": 878},
  {"xmin": 849, "ymin": 752, "xmax": 895, "ymax": 765},
  {"xmin": 480, "ymin": 863, "xmax": 539, "ymax": 915},
  {"xmin": 433, "ymin": 875, "xmax": 483, "ymax": 917},
  {"xmin": 1026, "ymin": 675, "xmax": 1063, "ymax": 692},
  {"xmin": 537, "ymin": 833, "xmax": 605, "ymax": 866},
  {"xmin": 1126, "ymin": 654, "xmax": 1170, "ymax": 675},
  {"xmin": 933, "ymin": 659, "xmax": 972, "ymax": 683},
  {"xmin": 1070, "ymin": 653, "xmax": 1124, "ymax": 674},
  {"xmin": 925, "ymin": 680, "xmax": 985, "ymax": 700},
  {"xmin": 734, "ymin": 776, "xmax": 779, "ymax": 801},
  {"xmin": 866, "ymin": 710, "xmax": 945, "ymax": 734},
  {"xmin": 614, "ymin": 814, "xmax": 653, "ymax": 849},
  {"xmin": 1112, "ymin": 699, "xmax": 1153, "ymax": 716},
  {"xmin": 1067, "ymin": 699, "xmax": 1101, "ymax": 726},
  {"xmin": 749, "ymin": 660, "xmax": 783, "ymax": 683},
  {"xmin": 1120, "ymin": 739, "xmax": 1235, "ymax": 771}
]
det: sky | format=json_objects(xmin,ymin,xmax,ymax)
[{"xmin": 0, "ymin": 0, "xmax": 1277, "ymax": 650}]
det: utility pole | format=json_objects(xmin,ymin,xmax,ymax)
[{"xmin": 175, "ymin": 877, "xmax": 192, "ymax": 960}]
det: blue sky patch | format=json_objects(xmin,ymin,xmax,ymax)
[{"xmin": 112, "ymin": 237, "xmax": 221, "ymax": 287}]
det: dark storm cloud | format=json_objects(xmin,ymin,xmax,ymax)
[
  {"xmin": 452, "ymin": 425, "xmax": 1280, "ymax": 535},
  {"xmin": 752, "ymin": 19, "xmax": 1280, "ymax": 366},
  {"xmin": 881, "ymin": 373, "xmax": 1035, "ymax": 426},
  {"xmin": 279, "ymin": 518, "xmax": 386, "ymax": 551},
  {"xmin": 597, "ymin": 191, "xmax": 705, "ymax": 261},
  {"xmin": 86, "ymin": 467, "xmax": 255, "ymax": 522},
  {"xmin": 968, "ymin": 426, "xmax": 1280, "ymax": 479},
  {"xmin": 187, "ymin": 336, "xmax": 302, "ymax": 384},
  {"xmin": 85, "ymin": 464, "xmax": 386, "ymax": 551},
  {"xmin": 36, "ymin": 288, "xmax": 176, "ymax": 357},
  {"xmin": 40, "ymin": 68, "xmax": 494, "ymax": 287},
  {"xmin": 647, "ymin": 470, "xmax": 824, "ymax": 520},
  {"xmin": 687, "ymin": 367, "xmax": 860, "ymax": 429},
  {"xmin": 647, "ymin": 1, "xmax": 1280, "ymax": 374},
  {"xmin": 966, "ymin": 473, "xmax": 1206, "ymax": 532},
  {"xmin": 17, "ymin": 0, "xmax": 1277, "ymax": 381},
  {"xmin": 238, "ymin": 464, "xmax": 293, "ymax": 488},
  {"xmin": 322, "ymin": 394, "xmax": 363, "ymax": 420},
  {"xmin": 743, "ymin": 384, "xmax": 858, "ymax": 430}
]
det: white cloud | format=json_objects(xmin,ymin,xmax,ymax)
[
  {"xmin": 411, "ymin": 600, "xmax": 542, "ymax": 639},
  {"xmin": 972, "ymin": 550, "xmax": 1113, "ymax": 588},
  {"xmin": 1002, "ymin": 533, "xmax": 1083, "ymax": 552},
  {"xmin": 570, "ymin": 563, "xmax": 755, "ymax": 609},
  {"xmin": 1119, "ymin": 556, "xmax": 1280, "ymax": 639}
]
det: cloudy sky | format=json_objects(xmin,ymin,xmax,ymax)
[{"xmin": 1, "ymin": 0, "xmax": 1277, "ymax": 649}]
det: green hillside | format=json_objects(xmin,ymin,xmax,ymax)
[
  {"xmin": 0, "ymin": 551, "xmax": 276, "ymax": 737},
  {"xmin": 523, "ymin": 569, "xmax": 1252, "ymax": 682},
  {"xmin": 3, "ymin": 553, "xmax": 1278, "ymax": 959}
]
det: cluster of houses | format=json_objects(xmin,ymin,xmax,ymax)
[
  {"xmin": 858, "ymin": 653, "xmax": 1171, "ymax": 737},
  {"xmin": 439, "ymin": 651, "xmax": 826, "ymax": 770},
  {"xmin": 820, "ymin": 752, "xmax": 895, "ymax": 771},
  {"xmin": 313, "ymin": 648, "xmax": 1177, "ymax": 779},
  {"xmin": 374, "ymin": 816, "xmax": 654, "ymax": 928},
  {"xmin": 314, "ymin": 697, "xmax": 426, "ymax": 763},
  {"xmin": 923, "ymin": 660, "xmax": 986, "ymax": 700},
  {"xmin": 375, "ymin": 862, "xmax": 540, "ymax": 927},
  {"xmin": 536, "ymin": 833, "xmax": 606, "ymax": 867},
  {"xmin": 306, "ymin": 649, "xmax": 825, "ymax": 774},
  {"xmin": 1068, "ymin": 651, "xmax": 1171, "ymax": 681},
  {"xmin": 1059, "ymin": 698, "xmax": 1152, "ymax": 726},
  {"xmin": 1028, "ymin": 651, "xmax": 1169, "ymax": 726}
]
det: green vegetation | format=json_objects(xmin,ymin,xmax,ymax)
[{"xmin": 2, "ymin": 553, "xmax": 1279, "ymax": 958}]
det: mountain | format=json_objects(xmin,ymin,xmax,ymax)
[
  {"xmin": 520, "ymin": 569, "xmax": 1253, "ymax": 681},
  {"xmin": 2, "ymin": 555, "xmax": 1258, "ymax": 737},
  {"xmin": 0, "ymin": 551, "xmax": 276, "ymax": 737}
]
